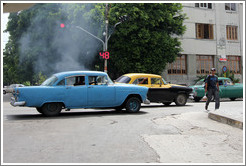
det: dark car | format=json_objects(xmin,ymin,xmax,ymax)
[{"xmin": 115, "ymin": 73, "xmax": 193, "ymax": 106}]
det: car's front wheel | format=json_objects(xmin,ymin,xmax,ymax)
[
  {"xmin": 41, "ymin": 103, "xmax": 62, "ymax": 116},
  {"xmin": 125, "ymin": 97, "xmax": 141, "ymax": 113},
  {"xmin": 175, "ymin": 94, "xmax": 187, "ymax": 106}
]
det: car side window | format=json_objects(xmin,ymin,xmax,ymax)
[
  {"xmin": 66, "ymin": 76, "xmax": 85, "ymax": 86},
  {"xmin": 133, "ymin": 77, "xmax": 148, "ymax": 84},
  {"xmin": 224, "ymin": 79, "xmax": 233, "ymax": 86},
  {"xmin": 57, "ymin": 79, "xmax": 65, "ymax": 86},
  {"xmin": 219, "ymin": 80, "xmax": 223, "ymax": 86},
  {"xmin": 88, "ymin": 76, "xmax": 107, "ymax": 85},
  {"xmin": 151, "ymin": 78, "xmax": 162, "ymax": 85}
]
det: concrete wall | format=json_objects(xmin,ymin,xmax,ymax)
[{"xmin": 164, "ymin": 3, "xmax": 243, "ymax": 85}]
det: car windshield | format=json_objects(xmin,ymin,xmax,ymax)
[
  {"xmin": 41, "ymin": 76, "xmax": 58, "ymax": 86},
  {"xmin": 115, "ymin": 76, "xmax": 131, "ymax": 83},
  {"xmin": 162, "ymin": 78, "xmax": 167, "ymax": 85},
  {"xmin": 195, "ymin": 80, "xmax": 205, "ymax": 85}
]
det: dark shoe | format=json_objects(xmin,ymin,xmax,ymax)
[{"xmin": 205, "ymin": 105, "xmax": 208, "ymax": 110}]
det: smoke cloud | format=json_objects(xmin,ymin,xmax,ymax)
[{"xmin": 19, "ymin": 3, "xmax": 104, "ymax": 76}]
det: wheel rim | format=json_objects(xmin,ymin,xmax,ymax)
[
  {"xmin": 47, "ymin": 103, "xmax": 59, "ymax": 112},
  {"xmin": 129, "ymin": 100, "xmax": 138, "ymax": 111},
  {"xmin": 177, "ymin": 95, "xmax": 186, "ymax": 105}
]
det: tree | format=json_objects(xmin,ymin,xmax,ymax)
[
  {"xmin": 3, "ymin": 3, "xmax": 105, "ymax": 85},
  {"xmin": 107, "ymin": 3, "xmax": 186, "ymax": 78},
  {"xmin": 3, "ymin": 3, "xmax": 186, "ymax": 84}
]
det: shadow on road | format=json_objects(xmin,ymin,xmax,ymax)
[
  {"xmin": 5, "ymin": 110, "xmax": 149, "ymax": 121},
  {"xmin": 142, "ymin": 104, "xmax": 193, "ymax": 108}
]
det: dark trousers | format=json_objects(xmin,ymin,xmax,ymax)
[{"xmin": 206, "ymin": 88, "xmax": 220, "ymax": 109}]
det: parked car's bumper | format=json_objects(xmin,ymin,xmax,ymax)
[
  {"xmin": 10, "ymin": 97, "xmax": 26, "ymax": 106},
  {"xmin": 189, "ymin": 92, "xmax": 195, "ymax": 99},
  {"xmin": 143, "ymin": 98, "xmax": 150, "ymax": 104}
]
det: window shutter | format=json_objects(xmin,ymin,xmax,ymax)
[{"xmin": 209, "ymin": 25, "xmax": 213, "ymax": 39}]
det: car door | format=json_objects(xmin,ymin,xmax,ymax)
[
  {"xmin": 218, "ymin": 80, "xmax": 226, "ymax": 98},
  {"xmin": 223, "ymin": 79, "xmax": 240, "ymax": 98},
  {"xmin": 64, "ymin": 75, "xmax": 87, "ymax": 108},
  {"xmin": 87, "ymin": 75, "xmax": 115, "ymax": 107}
]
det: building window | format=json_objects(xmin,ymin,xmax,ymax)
[
  {"xmin": 225, "ymin": 3, "xmax": 236, "ymax": 11},
  {"xmin": 196, "ymin": 55, "xmax": 214, "ymax": 74},
  {"xmin": 195, "ymin": 3, "xmax": 212, "ymax": 9},
  {"xmin": 226, "ymin": 26, "xmax": 238, "ymax": 40},
  {"xmin": 196, "ymin": 24, "xmax": 214, "ymax": 39},
  {"xmin": 227, "ymin": 56, "xmax": 241, "ymax": 74},
  {"xmin": 168, "ymin": 55, "xmax": 187, "ymax": 75}
]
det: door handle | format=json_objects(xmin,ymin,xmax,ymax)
[
  {"xmin": 66, "ymin": 86, "xmax": 72, "ymax": 89},
  {"xmin": 88, "ymin": 86, "xmax": 93, "ymax": 88}
]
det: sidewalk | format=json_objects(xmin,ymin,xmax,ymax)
[{"xmin": 207, "ymin": 100, "xmax": 243, "ymax": 129}]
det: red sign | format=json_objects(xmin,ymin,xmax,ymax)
[
  {"xmin": 99, "ymin": 52, "xmax": 110, "ymax": 59},
  {"xmin": 219, "ymin": 58, "xmax": 227, "ymax": 62}
]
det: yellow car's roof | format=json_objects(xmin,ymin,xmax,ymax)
[{"xmin": 123, "ymin": 73, "xmax": 161, "ymax": 78}]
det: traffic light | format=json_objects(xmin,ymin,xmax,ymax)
[
  {"xmin": 118, "ymin": 15, "xmax": 129, "ymax": 22},
  {"xmin": 60, "ymin": 23, "xmax": 65, "ymax": 28}
]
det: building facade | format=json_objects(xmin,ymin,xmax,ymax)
[{"xmin": 162, "ymin": 3, "xmax": 244, "ymax": 86}]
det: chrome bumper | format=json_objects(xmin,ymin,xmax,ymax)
[
  {"xmin": 189, "ymin": 93, "xmax": 194, "ymax": 99},
  {"xmin": 10, "ymin": 97, "xmax": 26, "ymax": 107},
  {"xmin": 143, "ymin": 98, "xmax": 150, "ymax": 104}
]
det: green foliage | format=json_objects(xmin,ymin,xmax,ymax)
[
  {"xmin": 195, "ymin": 71, "xmax": 240, "ymax": 84},
  {"xmin": 23, "ymin": 81, "xmax": 31, "ymax": 86},
  {"xmin": 33, "ymin": 72, "xmax": 47, "ymax": 85},
  {"xmin": 3, "ymin": 3, "xmax": 186, "ymax": 84},
  {"xmin": 107, "ymin": 3, "xmax": 186, "ymax": 78},
  {"xmin": 218, "ymin": 71, "xmax": 240, "ymax": 83}
]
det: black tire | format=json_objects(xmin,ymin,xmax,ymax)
[
  {"xmin": 194, "ymin": 97, "xmax": 202, "ymax": 102},
  {"xmin": 230, "ymin": 98, "xmax": 236, "ymax": 101},
  {"xmin": 125, "ymin": 97, "xmax": 141, "ymax": 113},
  {"xmin": 41, "ymin": 103, "xmax": 62, "ymax": 116},
  {"xmin": 36, "ymin": 107, "xmax": 43, "ymax": 114},
  {"xmin": 163, "ymin": 102, "xmax": 172, "ymax": 106},
  {"xmin": 175, "ymin": 94, "xmax": 187, "ymax": 106},
  {"xmin": 3, "ymin": 90, "xmax": 6, "ymax": 94}
]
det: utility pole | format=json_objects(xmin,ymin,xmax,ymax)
[{"xmin": 104, "ymin": 3, "xmax": 109, "ymax": 73}]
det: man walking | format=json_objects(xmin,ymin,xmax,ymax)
[{"xmin": 205, "ymin": 68, "xmax": 220, "ymax": 111}]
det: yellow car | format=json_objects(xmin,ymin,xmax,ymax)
[{"xmin": 115, "ymin": 73, "xmax": 193, "ymax": 106}]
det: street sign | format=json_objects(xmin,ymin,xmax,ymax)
[
  {"xmin": 222, "ymin": 66, "xmax": 227, "ymax": 73},
  {"xmin": 219, "ymin": 58, "xmax": 227, "ymax": 62}
]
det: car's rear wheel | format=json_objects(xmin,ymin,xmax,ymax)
[
  {"xmin": 163, "ymin": 102, "xmax": 172, "ymax": 106},
  {"xmin": 125, "ymin": 97, "xmax": 141, "ymax": 113},
  {"xmin": 36, "ymin": 107, "xmax": 43, "ymax": 114},
  {"xmin": 41, "ymin": 103, "xmax": 62, "ymax": 116},
  {"xmin": 175, "ymin": 94, "xmax": 187, "ymax": 106},
  {"xmin": 3, "ymin": 90, "xmax": 6, "ymax": 94}
]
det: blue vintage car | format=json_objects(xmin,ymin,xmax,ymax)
[{"xmin": 11, "ymin": 71, "xmax": 150, "ymax": 116}]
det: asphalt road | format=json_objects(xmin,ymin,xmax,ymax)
[{"xmin": 2, "ymin": 93, "xmax": 244, "ymax": 164}]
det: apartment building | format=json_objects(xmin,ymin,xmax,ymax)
[{"xmin": 162, "ymin": 3, "xmax": 244, "ymax": 85}]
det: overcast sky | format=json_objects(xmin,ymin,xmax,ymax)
[{"xmin": 2, "ymin": 13, "xmax": 10, "ymax": 48}]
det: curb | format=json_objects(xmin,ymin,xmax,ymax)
[{"xmin": 208, "ymin": 112, "xmax": 243, "ymax": 129}]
